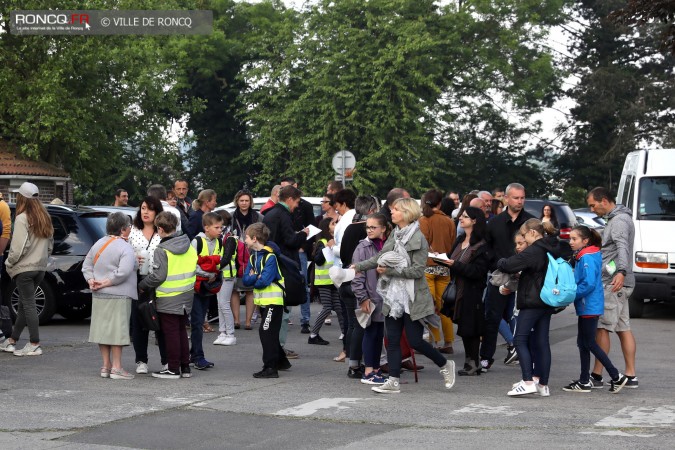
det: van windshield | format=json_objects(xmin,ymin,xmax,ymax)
[{"xmin": 637, "ymin": 177, "xmax": 675, "ymax": 220}]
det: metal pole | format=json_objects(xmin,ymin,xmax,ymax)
[{"xmin": 341, "ymin": 150, "xmax": 346, "ymax": 187}]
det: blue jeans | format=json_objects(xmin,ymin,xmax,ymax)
[
  {"xmin": 498, "ymin": 294, "xmax": 516, "ymax": 345},
  {"xmin": 362, "ymin": 321, "xmax": 384, "ymax": 369},
  {"xmin": 299, "ymin": 251, "xmax": 311, "ymax": 326},
  {"xmin": 190, "ymin": 294, "xmax": 211, "ymax": 362},
  {"xmin": 514, "ymin": 308, "xmax": 553, "ymax": 385},
  {"xmin": 578, "ymin": 316, "xmax": 619, "ymax": 383}
]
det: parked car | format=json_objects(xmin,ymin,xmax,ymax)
[
  {"xmin": 523, "ymin": 199, "xmax": 578, "ymax": 240},
  {"xmin": 573, "ymin": 208, "xmax": 606, "ymax": 230},
  {"xmin": 86, "ymin": 205, "xmax": 138, "ymax": 222},
  {"xmin": 1, "ymin": 204, "xmax": 109, "ymax": 324}
]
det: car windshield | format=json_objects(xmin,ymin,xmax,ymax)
[
  {"xmin": 637, "ymin": 177, "xmax": 675, "ymax": 220},
  {"xmin": 80, "ymin": 214, "xmax": 109, "ymax": 239}
]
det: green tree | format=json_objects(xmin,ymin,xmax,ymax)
[{"xmin": 553, "ymin": 0, "xmax": 675, "ymax": 193}]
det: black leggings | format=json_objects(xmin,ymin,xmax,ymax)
[
  {"xmin": 385, "ymin": 313, "xmax": 447, "ymax": 378},
  {"xmin": 312, "ymin": 286, "xmax": 344, "ymax": 336},
  {"xmin": 339, "ymin": 282, "xmax": 363, "ymax": 363}
]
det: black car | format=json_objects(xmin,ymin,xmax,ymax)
[
  {"xmin": 1, "ymin": 204, "xmax": 108, "ymax": 324},
  {"xmin": 523, "ymin": 199, "xmax": 578, "ymax": 240}
]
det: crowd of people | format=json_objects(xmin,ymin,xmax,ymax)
[{"xmin": 0, "ymin": 178, "xmax": 639, "ymax": 396}]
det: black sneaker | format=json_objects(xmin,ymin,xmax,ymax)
[
  {"xmin": 589, "ymin": 376, "xmax": 605, "ymax": 389},
  {"xmin": 625, "ymin": 376, "xmax": 639, "ymax": 389},
  {"xmin": 347, "ymin": 367, "xmax": 363, "ymax": 379},
  {"xmin": 609, "ymin": 374, "xmax": 629, "ymax": 393},
  {"xmin": 562, "ymin": 380, "xmax": 592, "ymax": 393},
  {"xmin": 480, "ymin": 358, "xmax": 494, "ymax": 371},
  {"xmin": 253, "ymin": 367, "xmax": 279, "ymax": 378},
  {"xmin": 504, "ymin": 346, "xmax": 518, "ymax": 365},
  {"xmin": 308, "ymin": 335, "xmax": 329, "ymax": 345},
  {"xmin": 301, "ymin": 324, "xmax": 310, "ymax": 334},
  {"xmin": 152, "ymin": 368, "xmax": 180, "ymax": 379},
  {"xmin": 181, "ymin": 365, "xmax": 192, "ymax": 378}
]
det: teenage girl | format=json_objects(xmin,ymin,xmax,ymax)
[
  {"xmin": 562, "ymin": 225, "xmax": 628, "ymax": 394},
  {"xmin": 309, "ymin": 218, "xmax": 345, "ymax": 347}
]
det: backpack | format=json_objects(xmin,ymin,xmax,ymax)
[
  {"xmin": 236, "ymin": 239, "xmax": 250, "ymax": 278},
  {"xmin": 259, "ymin": 241, "xmax": 307, "ymax": 307},
  {"xmin": 540, "ymin": 252, "xmax": 577, "ymax": 307}
]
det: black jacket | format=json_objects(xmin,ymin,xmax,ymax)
[
  {"xmin": 448, "ymin": 237, "xmax": 491, "ymax": 337},
  {"xmin": 486, "ymin": 208, "xmax": 535, "ymax": 270},
  {"xmin": 339, "ymin": 222, "xmax": 367, "ymax": 268},
  {"xmin": 291, "ymin": 198, "xmax": 316, "ymax": 254},
  {"xmin": 497, "ymin": 235, "xmax": 565, "ymax": 310},
  {"xmin": 262, "ymin": 203, "xmax": 307, "ymax": 263}
]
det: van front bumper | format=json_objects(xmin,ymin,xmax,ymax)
[{"xmin": 633, "ymin": 273, "xmax": 675, "ymax": 302}]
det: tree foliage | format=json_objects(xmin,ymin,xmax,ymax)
[
  {"xmin": 611, "ymin": 0, "xmax": 675, "ymax": 54},
  {"xmin": 553, "ymin": 0, "xmax": 675, "ymax": 193}
]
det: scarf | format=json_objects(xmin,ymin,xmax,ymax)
[{"xmin": 375, "ymin": 221, "xmax": 419, "ymax": 319}]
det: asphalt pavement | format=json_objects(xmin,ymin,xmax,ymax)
[{"xmin": 0, "ymin": 301, "xmax": 673, "ymax": 449}]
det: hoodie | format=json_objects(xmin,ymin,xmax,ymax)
[
  {"xmin": 497, "ymin": 235, "xmax": 566, "ymax": 310},
  {"xmin": 242, "ymin": 245, "xmax": 282, "ymax": 294},
  {"xmin": 573, "ymin": 246, "xmax": 604, "ymax": 316},
  {"xmin": 601, "ymin": 205, "xmax": 635, "ymax": 287},
  {"xmin": 139, "ymin": 233, "xmax": 196, "ymax": 315}
]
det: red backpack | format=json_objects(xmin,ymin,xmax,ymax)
[{"xmin": 236, "ymin": 238, "xmax": 250, "ymax": 278}]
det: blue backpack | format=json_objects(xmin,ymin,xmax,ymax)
[{"xmin": 540, "ymin": 253, "xmax": 577, "ymax": 307}]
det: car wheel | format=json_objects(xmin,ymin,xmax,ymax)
[
  {"xmin": 628, "ymin": 294, "xmax": 644, "ymax": 319},
  {"xmin": 8, "ymin": 279, "xmax": 57, "ymax": 325}
]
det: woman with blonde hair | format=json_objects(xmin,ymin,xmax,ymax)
[
  {"xmin": 353, "ymin": 197, "xmax": 455, "ymax": 394},
  {"xmin": 187, "ymin": 189, "xmax": 217, "ymax": 239},
  {"xmin": 0, "ymin": 183, "xmax": 54, "ymax": 356}
]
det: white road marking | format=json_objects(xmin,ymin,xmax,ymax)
[
  {"xmin": 35, "ymin": 390, "xmax": 79, "ymax": 398},
  {"xmin": 275, "ymin": 397, "xmax": 377, "ymax": 417},
  {"xmin": 595, "ymin": 406, "xmax": 675, "ymax": 428},
  {"xmin": 580, "ymin": 431, "xmax": 656, "ymax": 438},
  {"xmin": 451, "ymin": 403, "xmax": 524, "ymax": 417}
]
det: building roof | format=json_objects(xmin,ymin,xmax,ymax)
[{"xmin": 0, "ymin": 140, "xmax": 69, "ymax": 178}]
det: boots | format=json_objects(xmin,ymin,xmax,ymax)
[{"xmin": 458, "ymin": 359, "xmax": 481, "ymax": 376}]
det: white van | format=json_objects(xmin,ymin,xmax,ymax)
[{"xmin": 616, "ymin": 148, "xmax": 675, "ymax": 317}]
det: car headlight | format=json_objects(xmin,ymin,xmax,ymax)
[{"xmin": 635, "ymin": 252, "xmax": 668, "ymax": 269}]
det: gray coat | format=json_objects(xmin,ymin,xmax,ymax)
[
  {"xmin": 601, "ymin": 205, "xmax": 635, "ymax": 287},
  {"xmin": 82, "ymin": 236, "xmax": 138, "ymax": 300},
  {"xmin": 351, "ymin": 238, "xmax": 384, "ymax": 323},
  {"xmin": 5, "ymin": 213, "xmax": 54, "ymax": 279},
  {"xmin": 354, "ymin": 227, "xmax": 435, "ymax": 321},
  {"xmin": 138, "ymin": 234, "xmax": 195, "ymax": 315}
]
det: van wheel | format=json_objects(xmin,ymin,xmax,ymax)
[
  {"xmin": 8, "ymin": 279, "xmax": 57, "ymax": 325},
  {"xmin": 628, "ymin": 294, "xmax": 644, "ymax": 319}
]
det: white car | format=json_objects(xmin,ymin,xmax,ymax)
[{"xmin": 573, "ymin": 208, "xmax": 606, "ymax": 230}]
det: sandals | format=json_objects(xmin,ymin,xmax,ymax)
[
  {"xmin": 203, "ymin": 322, "xmax": 214, "ymax": 333},
  {"xmin": 333, "ymin": 351, "xmax": 346, "ymax": 362},
  {"xmin": 234, "ymin": 323, "xmax": 241, "ymax": 330}
]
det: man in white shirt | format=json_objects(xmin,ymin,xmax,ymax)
[{"xmin": 332, "ymin": 189, "xmax": 357, "ymax": 268}]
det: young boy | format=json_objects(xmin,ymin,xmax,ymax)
[
  {"xmin": 190, "ymin": 212, "xmax": 225, "ymax": 370},
  {"xmin": 139, "ymin": 212, "xmax": 198, "ymax": 379},
  {"xmin": 242, "ymin": 223, "xmax": 291, "ymax": 378}
]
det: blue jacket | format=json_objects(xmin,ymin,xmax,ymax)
[
  {"xmin": 573, "ymin": 247, "xmax": 604, "ymax": 316},
  {"xmin": 242, "ymin": 246, "xmax": 281, "ymax": 290}
]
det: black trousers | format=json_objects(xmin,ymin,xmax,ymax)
[
  {"xmin": 339, "ymin": 282, "xmax": 363, "ymax": 363},
  {"xmin": 480, "ymin": 283, "xmax": 515, "ymax": 361},
  {"xmin": 259, "ymin": 305, "xmax": 289, "ymax": 370},
  {"xmin": 131, "ymin": 291, "xmax": 166, "ymax": 365}
]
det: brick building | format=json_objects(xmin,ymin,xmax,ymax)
[{"xmin": 0, "ymin": 141, "xmax": 73, "ymax": 204}]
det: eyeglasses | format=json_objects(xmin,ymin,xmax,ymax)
[{"xmin": 366, "ymin": 226, "xmax": 382, "ymax": 231}]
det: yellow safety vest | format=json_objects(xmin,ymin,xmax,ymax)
[
  {"xmin": 250, "ymin": 247, "xmax": 284, "ymax": 306},
  {"xmin": 221, "ymin": 235, "xmax": 238, "ymax": 279},
  {"xmin": 314, "ymin": 238, "xmax": 333, "ymax": 286},
  {"xmin": 156, "ymin": 246, "xmax": 198, "ymax": 298}
]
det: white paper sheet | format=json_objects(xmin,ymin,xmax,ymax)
[
  {"xmin": 306, "ymin": 224, "xmax": 321, "ymax": 240},
  {"xmin": 428, "ymin": 252, "xmax": 449, "ymax": 261},
  {"xmin": 322, "ymin": 247, "xmax": 335, "ymax": 263}
]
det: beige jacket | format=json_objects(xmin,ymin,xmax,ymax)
[{"xmin": 5, "ymin": 213, "xmax": 53, "ymax": 279}]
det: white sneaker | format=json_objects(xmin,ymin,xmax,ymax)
[
  {"xmin": 213, "ymin": 334, "xmax": 227, "ymax": 345},
  {"xmin": 0, "ymin": 339, "xmax": 16, "ymax": 353},
  {"xmin": 136, "ymin": 362, "xmax": 149, "ymax": 374},
  {"xmin": 508, "ymin": 380, "xmax": 537, "ymax": 396},
  {"xmin": 536, "ymin": 384, "xmax": 550, "ymax": 397},
  {"xmin": 372, "ymin": 377, "xmax": 400, "ymax": 394},
  {"xmin": 13, "ymin": 342, "xmax": 42, "ymax": 356},
  {"xmin": 222, "ymin": 335, "xmax": 237, "ymax": 346},
  {"xmin": 440, "ymin": 360, "xmax": 456, "ymax": 389},
  {"xmin": 338, "ymin": 333, "xmax": 344, "ymax": 340}
]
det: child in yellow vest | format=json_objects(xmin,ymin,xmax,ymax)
[{"xmin": 243, "ymin": 223, "xmax": 291, "ymax": 378}]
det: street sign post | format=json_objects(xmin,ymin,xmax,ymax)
[{"xmin": 331, "ymin": 150, "xmax": 356, "ymax": 183}]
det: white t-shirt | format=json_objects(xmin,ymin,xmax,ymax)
[{"xmin": 332, "ymin": 208, "xmax": 356, "ymax": 267}]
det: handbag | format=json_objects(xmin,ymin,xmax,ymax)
[
  {"xmin": 137, "ymin": 299, "xmax": 160, "ymax": 331},
  {"xmin": 440, "ymin": 280, "xmax": 457, "ymax": 317}
]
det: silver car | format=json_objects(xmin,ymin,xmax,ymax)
[{"xmin": 573, "ymin": 208, "xmax": 606, "ymax": 230}]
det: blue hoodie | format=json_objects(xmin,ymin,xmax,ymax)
[
  {"xmin": 573, "ymin": 246, "xmax": 605, "ymax": 316},
  {"xmin": 242, "ymin": 245, "xmax": 282, "ymax": 290}
]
